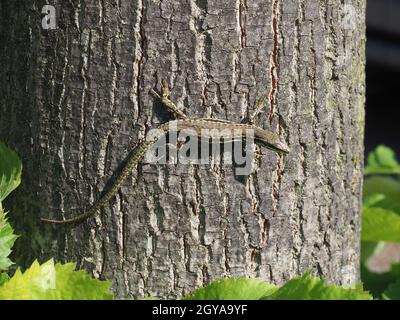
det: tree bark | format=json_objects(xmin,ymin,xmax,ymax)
[{"xmin": 0, "ymin": 0, "xmax": 366, "ymax": 299}]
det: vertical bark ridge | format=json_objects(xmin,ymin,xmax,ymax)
[{"xmin": 0, "ymin": 0, "xmax": 365, "ymax": 298}]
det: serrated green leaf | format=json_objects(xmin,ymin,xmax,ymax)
[
  {"xmin": 0, "ymin": 259, "xmax": 114, "ymax": 300},
  {"xmin": 382, "ymin": 278, "xmax": 400, "ymax": 300},
  {"xmin": 182, "ymin": 278, "xmax": 278, "ymax": 300},
  {"xmin": 365, "ymin": 145, "xmax": 400, "ymax": 175},
  {"xmin": 0, "ymin": 207, "xmax": 18, "ymax": 271},
  {"xmin": 0, "ymin": 260, "xmax": 56, "ymax": 299},
  {"xmin": 362, "ymin": 207, "xmax": 400, "ymax": 242},
  {"xmin": 49, "ymin": 262, "xmax": 114, "ymax": 300},
  {"xmin": 0, "ymin": 142, "xmax": 22, "ymax": 202},
  {"xmin": 262, "ymin": 273, "xmax": 371, "ymax": 300}
]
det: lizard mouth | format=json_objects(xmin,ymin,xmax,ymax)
[
  {"xmin": 257, "ymin": 139, "xmax": 290, "ymax": 154},
  {"xmin": 275, "ymin": 142, "xmax": 290, "ymax": 154}
]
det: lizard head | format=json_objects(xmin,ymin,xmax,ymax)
[{"xmin": 254, "ymin": 129, "xmax": 290, "ymax": 155}]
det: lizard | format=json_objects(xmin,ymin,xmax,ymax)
[{"xmin": 41, "ymin": 80, "xmax": 289, "ymax": 225}]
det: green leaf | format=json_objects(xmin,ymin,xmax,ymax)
[
  {"xmin": 364, "ymin": 177, "xmax": 400, "ymax": 202},
  {"xmin": 0, "ymin": 207, "xmax": 18, "ymax": 271},
  {"xmin": 0, "ymin": 142, "xmax": 22, "ymax": 202},
  {"xmin": 262, "ymin": 273, "xmax": 372, "ymax": 300},
  {"xmin": 363, "ymin": 177, "xmax": 400, "ymax": 214},
  {"xmin": 362, "ymin": 207, "xmax": 400, "ymax": 242},
  {"xmin": 365, "ymin": 145, "xmax": 400, "ymax": 175},
  {"xmin": 0, "ymin": 259, "xmax": 114, "ymax": 300},
  {"xmin": 0, "ymin": 259, "xmax": 57, "ymax": 299},
  {"xmin": 183, "ymin": 275, "xmax": 371, "ymax": 300},
  {"xmin": 49, "ymin": 263, "xmax": 114, "ymax": 300},
  {"xmin": 363, "ymin": 194, "xmax": 386, "ymax": 208},
  {"xmin": 182, "ymin": 278, "xmax": 278, "ymax": 300},
  {"xmin": 382, "ymin": 279, "xmax": 400, "ymax": 300}
]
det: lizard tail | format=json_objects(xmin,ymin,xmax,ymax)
[
  {"xmin": 41, "ymin": 211, "xmax": 94, "ymax": 225},
  {"xmin": 40, "ymin": 133, "xmax": 163, "ymax": 225}
]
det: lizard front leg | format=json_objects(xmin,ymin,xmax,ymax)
[{"xmin": 151, "ymin": 80, "xmax": 188, "ymax": 120}]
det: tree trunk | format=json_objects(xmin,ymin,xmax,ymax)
[{"xmin": 0, "ymin": 0, "xmax": 366, "ymax": 299}]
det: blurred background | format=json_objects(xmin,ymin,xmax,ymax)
[
  {"xmin": 366, "ymin": 0, "xmax": 400, "ymax": 155},
  {"xmin": 364, "ymin": 0, "xmax": 400, "ymax": 274}
]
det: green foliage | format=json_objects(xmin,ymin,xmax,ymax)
[
  {"xmin": 183, "ymin": 275, "xmax": 371, "ymax": 300},
  {"xmin": 361, "ymin": 145, "xmax": 400, "ymax": 300},
  {"xmin": 362, "ymin": 207, "xmax": 400, "ymax": 242},
  {"xmin": 0, "ymin": 208, "xmax": 18, "ymax": 271},
  {"xmin": 382, "ymin": 279, "xmax": 400, "ymax": 300},
  {"xmin": 0, "ymin": 259, "xmax": 113, "ymax": 300},
  {"xmin": 364, "ymin": 177, "xmax": 400, "ymax": 199},
  {"xmin": 363, "ymin": 194, "xmax": 386, "ymax": 208},
  {"xmin": 361, "ymin": 263, "xmax": 400, "ymax": 299},
  {"xmin": 0, "ymin": 143, "xmax": 22, "ymax": 203},
  {"xmin": 263, "ymin": 273, "xmax": 371, "ymax": 300},
  {"xmin": 0, "ymin": 142, "xmax": 20, "ymax": 272},
  {"xmin": 364, "ymin": 177, "xmax": 400, "ymax": 213},
  {"xmin": 183, "ymin": 278, "xmax": 278, "ymax": 300},
  {"xmin": 51, "ymin": 262, "xmax": 113, "ymax": 300},
  {"xmin": 364, "ymin": 145, "xmax": 400, "ymax": 175}
]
